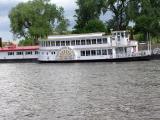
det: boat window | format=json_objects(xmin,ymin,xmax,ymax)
[
  {"xmin": 97, "ymin": 39, "xmax": 102, "ymax": 44},
  {"xmin": 76, "ymin": 40, "xmax": 80, "ymax": 45},
  {"xmin": 61, "ymin": 41, "xmax": 65, "ymax": 46},
  {"xmin": 102, "ymin": 49, "xmax": 107, "ymax": 55},
  {"xmin": 97, "ymin": 50, "xmax": 101, "ymax": 55},
  {"xmin": 71, "ymin": 40, "xmax": 75, "ymax": 46},
  {"xmin": 114, "ymin": 33, "xmax": 116, "ymax": 36},
  {"xmin": 56, "ymin": 41, "xmax": 60, "ymax": 46},
  {"xmin": 117, "ymin": 47, "xmax": 123, "ymax": 52},
  {"xmin": 103, "ymin": 38, "xmax": 107, "ymax": 43},
  {"xmin": 16, "ymin": 52, "xmax": 23, "ymax": 55},
  {"xmin": 51, "ymin": 41, "xmax": 55, "ymax": 46},
  {"xmin": 8, "ymin": 52, "xmax": 14, "ymax": 56},
  {"xmin": 108, "ymin": 49, "xmax": 112, "ymax": 55},
  {"xmin": 125, "ymin": 32, "xmax": 128, "ymax": 38},
  {"xmin": 44, "ymin": 42, "xmax": 46, "ymax": 47},
  {"xmin": 81, "ymin": 51, "xmax": 85, "ymax": 56},
  {"xmin": 51, "ymin": 51, "xmax": 55, "ymax": 55},
  {"xmin": 25, "ymin": 51, "xmax": 32, "ymax": 55},
  {"xmin": 92, "ymin": 39, "xmax": 96, "ymax": 44},
  {"xmin": 48, "ymin": 41, "xmax": 51, "ymax": 46},
  {"xmin": 42, "ymin": 41, "xmax": 44, "ymax": 46},
  {"xmin": 86, "ymin": 39, "xmax": 91, "ymax": 45},
  {"xmin": 35, "ymin": 51, "xmax": 38, "ymax": 54},
  {"xmin": 121, "ymin": 32, "xmax": 124, "ymax": 38},
  {"xmin": 124, "ymin": 48, "xmax": 127, "ymax": 53},
  {"xmin": 81, "ymin": 40, "xmax": 85, "ymax": 45},
  {"xmin": 43, "ymin": 41, "xmax": 45, "ymax": 47},
  {"xmin": 117, "ymin": 32, "xmax": 120, "ymax": 36},
  {"xmin": 118, "ymin": 36, "xmax": 120, "ymax": 41},
  {"xmin": 46, "ymin": 41, "xmax": 50, "ymax": 47},
  {"xmin": 86, "ymin": 50, "xmax": 90, "ymax": 56},
  {"xmin": 46, "ymin": 41, "xmax": 48, "ymax": 46},
  {"xmin": 44, "ymin": 41, "xmax": 46, "ymax": 46},
  {"xmin": 66, "ymin": 41, "xmax": 70, "ymax": 46},
  {"xmin": 91, "ymin": 50, "xmax": 96, "ymax": 56}
]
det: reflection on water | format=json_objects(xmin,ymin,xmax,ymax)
[{"xmin": 0, "ymin": 61, "xmax": 160, "ymax": 120}]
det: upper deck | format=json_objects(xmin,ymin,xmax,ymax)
[
  {"xmin": 39, "ymin": 31, "xmax": 137, "ymax": 48},
  {"xmin": 47, "ymin": 33, "xmax": 105, "ymax": 40}
]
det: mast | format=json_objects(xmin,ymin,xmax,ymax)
[
  {"xmin": 150, "ymin": 33, "xmax": 152, "ymax": 55},
  {"xmin": 147, "ymin": 32, "xmax": 152, "ymax": 55}
]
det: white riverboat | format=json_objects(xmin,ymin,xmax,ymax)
[{"xmin": 38, "ymin": 30, "xmax": 151, "ymax": 62}]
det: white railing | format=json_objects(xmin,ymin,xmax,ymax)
[
  {"xmin": 111, "ymin": 40, "xmax": 138, "ymax": 47},
  {"xmin": 127, "ymin": 41, "xmax": 137, "ymax": 46},
  {"xmin": 116, "ymin": 50, "xmax": 151, "ymax": 58}
]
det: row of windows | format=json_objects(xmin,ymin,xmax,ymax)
[
  {"xmin": 81, "ymin": 49, "xmax": 113, "ymax": 56},
  {"xmin": 40, "ymin": 38, "xmax": 108, "ymax": 47},
  {"xmin": 113, "ymin": 32, "xmax": 128, "ymax": 38},
  {"xmin": 8, "ymin": 51, "xmax": 39, "ymax": 56},
  {"xmin": 41, "ymin": 51, "xmax": 56, "ymax": 55}
]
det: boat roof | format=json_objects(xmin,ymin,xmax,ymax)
[
  {"xmin": 0, "ymin": 46, "xmax": 39, "ymax": 52},
  {"xmin": 47, "ymin": 33, "xmax": 105, "ymax": 40},
  {"xmin": 112, "ymin": 30, "xmax": 127, "ymax": 32}
]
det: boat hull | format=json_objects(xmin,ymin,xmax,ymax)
[
  {"xmin": 38, "ymin": 55, "xmax": 151, "ymax": 63},
  {"xmin": 151, "ymin": 54, "xmax": 160, "ymax": 60},
  {"xmin": 0, "ymin": 58, "xmax": 38, "ymax": 63}
]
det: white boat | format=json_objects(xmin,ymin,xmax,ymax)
[
  {"xmin": 38, "ymin": 30, "xmax": 151, "ymax": 62},
  {"xmin": 0, "ymin": 45, "xmax": 39, "ymax": 62}
]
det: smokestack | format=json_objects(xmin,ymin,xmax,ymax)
[{"xmin": 0, "ymin": 37, "xmax": 2, "ymax": 47}]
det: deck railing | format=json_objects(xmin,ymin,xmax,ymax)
[
  {"xmin": 116, "ymin": 50, "xmax": 151, "ymax": 58},
  {"xmin": 112, "ymin": 41, "xmax": 137, "ymax": 47}
]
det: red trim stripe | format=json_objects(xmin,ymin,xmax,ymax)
[{"xmin": 0, "ymin": 46, "xmax": 39, "ymax": 52}]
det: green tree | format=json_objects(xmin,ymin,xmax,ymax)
[
  {"xmin": 74, "ymin": 0, "xmax": 104, "ymax": 33},
  {"xmin": 129, "ymin": 0, "xmax": 160, "ymax": 41},
  {"xmin": 103, "ymin": 0, "xmax": 160, "ymax": 41},
  {"xmin": 9, "ymin": 0, "xmax": 68, "ymax": 44},
  {"xmin": 84, "ymin": 19, "xmax": 107, "ymax": 33},
  {"xmin": 103, "ymin": 0, "xmax": 130, "ymax": 30},
  {"xmin": 55, "ymin": 19, "xmax": 70, "ymax": 34},
  {"xmin": 18, "ymin": 38, "xmax": 33, "ymax": 46}
]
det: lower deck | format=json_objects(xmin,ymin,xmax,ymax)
[
  {"xmin": 0, "ymin": 50, "xmax": 39, "ymax": 60},
  {"xmin": 38, "ymin": 46, "xmax": 150, "ymax": 62}
]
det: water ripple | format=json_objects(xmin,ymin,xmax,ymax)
[{"xmin": 0, "ymin": 61, "xmax": 160, "ymax": 120}]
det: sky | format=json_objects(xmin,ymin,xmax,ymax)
[{"xmin": 0, "ymin": 0, "xmax": 110, "ymax": 41}]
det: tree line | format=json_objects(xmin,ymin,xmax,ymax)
[{"xmin": 9, "ymin": 0, "xmax": 160, "ymax": 45}]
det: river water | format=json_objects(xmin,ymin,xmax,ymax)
[{"xmin": 0, "ymin": 60, "xmax": 160, "ymax": 120}]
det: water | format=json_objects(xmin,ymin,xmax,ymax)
[{"xmin": 0, "ymin": 61, "xmax": 160, "ymax": 120}]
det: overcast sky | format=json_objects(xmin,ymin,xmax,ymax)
[{"xmin": 0, "ymin": 0, "xmax": 110, "ymax": 41}]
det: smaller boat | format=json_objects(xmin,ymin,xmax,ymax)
[
  {"xmin": 0, "ymin": 44, "xmax": 39, "ymax": 62},
  {"xmin": 151, "ymin": 48, "xmax": 160, "ymax": 59}
]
